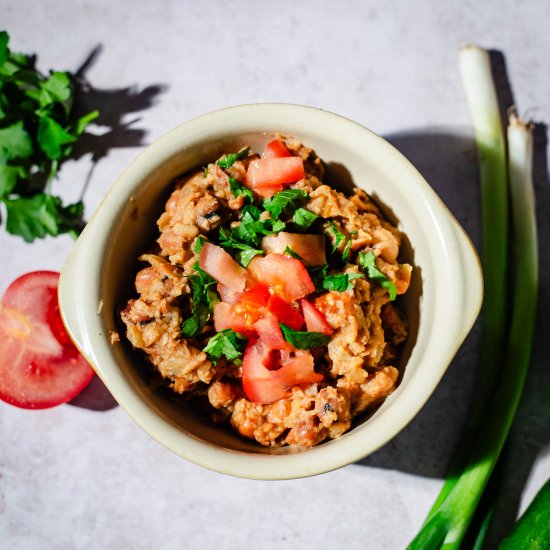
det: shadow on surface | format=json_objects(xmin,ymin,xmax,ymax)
[
  {"xmin": 357, "ymin": 128, "xmax": 482, "ymax": 479},
  {"xmin": 354, "ymin": 126, "xmax": 550, "ymax": 548},
  {"xmin": 69, "ymin": 45, "xmax": 167, "ymax": 203},
  {"xmin": 69, "ymin": 375, "xmax": 118, "ymax": 411}
]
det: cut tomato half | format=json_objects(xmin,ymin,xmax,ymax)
[{"xmin": 0, "ymin": 271, "xmax": 95, "ymax": 409}]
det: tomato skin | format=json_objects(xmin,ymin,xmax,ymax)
[
  {"xmin": 262, "ymin": 232, "xmax": 327, "ymax": 266},
  {"xmin": 246, "ymin": 157, "xmax": 305, "ymax": 189},
  {"xmin": 268, "ymin": 295, "xmax": 304, "ymax": 330},
  {"xmin": 262, "ymin": 139, "xmax": 291, "ymax": 159},
  {"xmin": 199, "ymin": 242, "xmax": 247, "ymax": 292},
  {"xmin": 0, "ymin": 271, "xmax": 95, "ymax": 410},
  {"xmin": 242, "ymin": 339, "xmax": 322, "ymax": 404},
  {"xmin": 254, "ymin": 314, "xmax": 285, "ymax": 349},
  {"xmin": 300, "ymin": 299, "xmax": 334, "ymax": 335},
  {"xmin": 247, "ymin": 253, "xmax": 315, "ymax": 303},
  {"xmin": 217, "ymin": 283, "xmax": 242, "ymax": 305},
  {"xmin": 251, "ymin": 184, "xmax": 284, "ymax": 198}
]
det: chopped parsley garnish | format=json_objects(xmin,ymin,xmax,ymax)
[
  {"xmin": 280, "ymin": 323, "xmax": 331, "ymax": 349},
  {"xmin": 291, "ymin": 207, "xmax": 318, "ymax": 232},
  {"xmin": 358, "ymin": 251, "xmax": 397, "ymax": 301},
  {"xmin": 307, "ymin": 264, "xmax": 329, "ymax": 292},
  {"xmin": 0, "ymin": 31, "xmax": 99, "ymax": 242},
  {"xmin": 283, "ymin": 245, "xmax": 305, "ymax": 262},
  {"xmin": 262, "ymin": 189, "xmax": 308, "ymax": 220},
  {"xmin": 181, "ymin": 264, "xmax": 219, "ymax": 337},
  {"xmin": 193, "ymin": 235, "xmax": 206, "ymax": 254},
  {"xmin": 202, "ymin": 329, "xmax": 247, "ymax": 365},
  {"xmin": 218, "ymin": 227, "xmax": 263, "ymax": 267},
  {"xmin": 229, "ymin": 176, "xmax": 254, "ymax": 203},
  {"xmin": 326, "ymin": 220, "xmax": 345, "ymax": 254},
  {"xmin": 218, "ymin": 204, "xmax": 285, "ymax": 267},
  {"xmin": 322, "ymin": 272, "xmax": 363, "ymax": 292},
  {"xmin": 216, "ymin": 147, "xmax": 250, "ymax": 169}
]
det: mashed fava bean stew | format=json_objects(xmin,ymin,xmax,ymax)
[{"xmin": 121, "ymin": 139, "xmax": 412, "ymax": 447}]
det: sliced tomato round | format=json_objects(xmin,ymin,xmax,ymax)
[
  {"xmin": 199, "ymin": 242, "xmax": 247, "ymax": 292},
  {"xmin": 0, "ymin": 271, "xmax": 95, "ymax": 409},
  {"xmin": 247, "ymin": 253, "xmax": 315, "ymax": 303},
  {"xmin": 246, "ymin": 157, "xmax": 305, "ymax": 189},
  {"xmin": 301, "ymin": 299, "xmax": 334, "ymax": 335},
  {"xmin": 262, "ymin": 232, "xmax": 327, "ymax": 266},
  {"xmin": 262, "ymin": 139, "xmax": 291, "ymax": 159},
  {"xmin": 242, "ymin": 339, "xmax": 322, "ymax": 404}
]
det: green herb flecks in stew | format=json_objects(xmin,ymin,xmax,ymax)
[
  {"xmin": 203, "ymin": 329, "xmax": 248, "ymax": 365},
  {"xmin": 358, "ymin": 251, "xmax": 397, "ymax": 300}
]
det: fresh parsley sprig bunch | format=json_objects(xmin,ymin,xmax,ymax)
[{"xmin": 0, "ymin": 31, "xmax": 99, "ymax": 242}]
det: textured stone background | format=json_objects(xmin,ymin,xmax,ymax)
[{"xmin": 1, "ymin": 1, "xmax": 549, "ymax": 549}]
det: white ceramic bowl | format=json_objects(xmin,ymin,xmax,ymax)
[{"xmin": 59, "ymin": 104, "xmax": 482, "ymax": 480}]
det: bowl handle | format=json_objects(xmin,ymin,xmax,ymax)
[{"xmin": 449, "ymin": 219, "xmax": 484, "ymax": 341}]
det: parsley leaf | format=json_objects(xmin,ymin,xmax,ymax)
[
  {"xmin": 216, "ymin": 147, "xmax": 250, "ymax": 169},
  {"xmin": 193, "ymin": 235, "xmax": 206, "ymax": 254},
  {"xmin": 307, "ymin": 264, "xmax": 329, "ymax": 292},
  {"xmin": 358, "ymin": 251, "xmax": 397, "ymax": 301},
  {"xmin": 203, "ymin": 329, "xmax": 248, "ymax": 365},
  {"xmin": 280, "ymin": 323, "xmax": 331, "ymax": 349},
  {"xmin": 0, "ymin": 121, "xmax": 33, "ymax": 162},
  {"xmin": 181, "ymin": 264, "xmax": 219, "ymax": 337},
  {"xmin": 326, "ymin": 220, "xmax": 345, "ymax": 254},
  {"xmin": 283, "ymin": 245, "xmax": 305, "ymax": 261},
  {"xmin": 218, "ymin": 226, "xmax": 263, "ymax": 267},
  {"xmin": 262, "ymin": 189, "xmax": 308, "ymax": 220},
  {"xmin": 4, "ymin": 194, "xmax": 84, "ymax": 242},
  {"xmin": 322, "ymin": 272, "xmax": 363, "ymax": 292},
  {"xmin": 291, "ymin": 207, "xmax": 318, "ymax": 232},
  {"xmin": 0, "ymin": 32, "xmax": 99, "ymax": 242},
  {"xmin": 37, "ymin": 116, "xmax": 76, "ymax": 160},
  {"xmin": 229, "ymin": 176, "xmax": 254, "ymax": 203}
]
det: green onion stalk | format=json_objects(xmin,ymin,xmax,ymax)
[
  {"xmin": 424, "ymin": 43, "xmax": 510, "ymax": 526},
  {"xmin": 408, "ymin": 49, "xmax": 539, "ymax": 548}
]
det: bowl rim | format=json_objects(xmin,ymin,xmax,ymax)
[{"xmin": 59, "ymin": 102, "xmax": 483, "ymax": 479}]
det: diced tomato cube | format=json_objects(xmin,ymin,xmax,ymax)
[
  {"xmin": 262, "ymin": 139, "xmax": 291, "ymax": 159},
  {"xmin": 268, "ymin": 294, "xmax": 304, "ymax": 330},
  {"xmin": 247, "ymin": 253, "xmax": 315, "ymax": 303},
  {"xmin": 300, "ymin": 299, "xmax": 334, "ymax": 335},
  {"xmin": 246, "ymin": 157, "xmax": 305, "ymax": 189}
]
